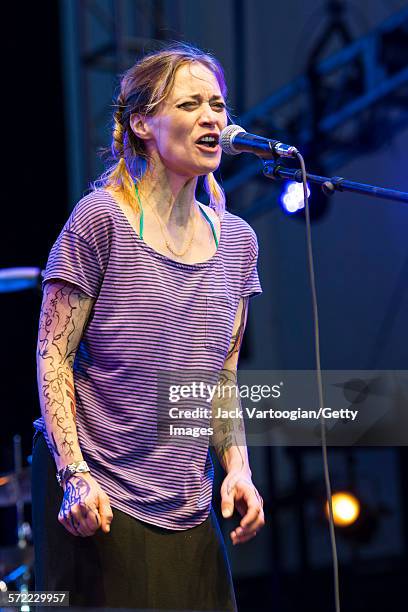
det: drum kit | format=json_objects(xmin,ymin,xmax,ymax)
[
  {"xmin": 0, "ymin": 433, "xmax": 35, "ymax": 599},
  {"xmin": 0, "ymin": 268, "xmax": 43, "ymax": 597},
  {"xmin": 0, "ymin": 434, "xmax": 34, "ymax": 598}
]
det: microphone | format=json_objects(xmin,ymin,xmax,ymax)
[{"xmin": 220, "ymin": 124, "xmax": 299, "ymax": 159}]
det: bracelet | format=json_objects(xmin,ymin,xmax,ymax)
[{"xmin": 56, "ymin": 461, "xmax": 90, "ymax": 487}]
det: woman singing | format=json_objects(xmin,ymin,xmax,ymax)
[{"xmin": 32, "ymin": 42, "xmax": 264, "ymax": 610}]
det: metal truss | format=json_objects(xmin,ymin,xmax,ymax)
[
  {"xmin": 60, "ymin": 0, "xmax": 178, "ymax": 204},
  {"xmin": 61, "ymin": 0, "xmax": 249, "ymax": 206},
  {"xmin": 61, "ymin": 2, "xmax": 408, "ymax": 216},
  {"xmin": 222, "ymin": 7, "xmax": 408, "ymax": 220}
]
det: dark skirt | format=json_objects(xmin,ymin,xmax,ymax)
[{"xmin": 31, "ymin": 432, "xmax": 237, "ymax": 611}]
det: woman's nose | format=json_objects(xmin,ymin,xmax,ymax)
[{"xmin": 198, "ymin": 104, "xmax": 219, "ymax": 125}]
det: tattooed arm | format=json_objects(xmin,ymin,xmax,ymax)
[
  {"xmin": 211, "ymin": 297, "xmax": 265, "ymax": 544},
  {"xmin": 37, "ymin": 280, "xmax": 94, "ymax": 469},
  {"xmin": 36, "ymin": 280, "xmax": 113, "ymax": 537},
  {"xmin": 210, "ymin": 298, "xmax": 251, "ymax": 476}
]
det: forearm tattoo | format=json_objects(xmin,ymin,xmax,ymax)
[
  {"xmin": 211, "ymin": 368, "xmax": 246, "ymax": 471},
  {"xmin": 211, "ymin": 298, "xmax": 249, "ymax": 472},
  {"xmin": 225, "ymin": 298, "xmax": 248, "ymax": 363},
  {"xmin": 37, "ymin": 281, "xmax": 94, "ymax": 463}
]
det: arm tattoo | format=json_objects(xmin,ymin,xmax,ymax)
[
  {"xmin": 38, "ymin": 282, "xmax": 93, "ymax": 366},
  {"xmin": 224, "ymin": 298, "xmax": 248, "ymax": 363},
  {"xmin": 210, "ymin": 298, "xmax": 250, "ymax": 473},
  {"xmin": 37, "ymin": 281, "xmax": 94, "ymax": 463},
  {"xmin": 51, "ymin": 432, "xmax": 60, "ymax": 457},
  {"xmin": 211, "ymin": 368, "xmax": 246, "ymax": 472},
  {"xmin": 65, "ymin": 378, "xmax": 77, "ymax": 418}
]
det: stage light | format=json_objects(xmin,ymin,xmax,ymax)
[
  {"xmin": 325, "ymin": 491, "xmax": 361, "ymax": 527},
  {"xmin": 280, "ymin": 181, "xmax": 310, "ymax": 214}
]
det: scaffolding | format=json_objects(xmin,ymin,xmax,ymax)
[{"xmin": 60, "ymin": 1, "xmax": 408, "ymax": 213}]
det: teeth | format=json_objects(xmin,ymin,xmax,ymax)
[
  {"xmin": 197, "ymin": 136, "xmax": 218, "ymax": 147},
  {"xmin": 199, "ymin": 136, "xmax": 217, "ymax": 143}
]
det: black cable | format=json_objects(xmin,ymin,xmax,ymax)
[{"xmin": 295, "ymin": 151, "xmax": 341, "ymax": 612}]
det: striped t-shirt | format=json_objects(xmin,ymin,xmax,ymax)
[{"xmin": 34, "ymin": 189, "xmax": 262, "ymax": 530}]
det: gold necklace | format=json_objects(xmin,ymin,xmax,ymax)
[{"xmin": 146, "ymin": 201, "xmax": 197, "ymax": 258}]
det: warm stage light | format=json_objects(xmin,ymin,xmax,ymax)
[{"xmin": 325, "ymin": 491, "xmax": 361, "ymax": 527}]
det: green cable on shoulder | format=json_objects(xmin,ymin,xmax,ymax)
[
  {"xmin": 134, "ymin": 181, "xmax": 144, "ymax": 239},
  {"xmin": 134, "ymin": 180, "xmax": 218, "ymax": 248}
]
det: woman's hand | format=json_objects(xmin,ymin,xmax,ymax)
[
  {"xmin": 220, "ymin": 471, "xmax": 265, "ymax": 545},
  {"xmin": 58, "ymin": 472, "xmax": 113, "ymax": 537}
]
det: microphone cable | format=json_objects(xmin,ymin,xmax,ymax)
[
  {"xmin": 220, "ymin": 124, "xmax": 341, "ymax": 610},
  {"xmin": 295, "ymin": 151, "xmax": 341, "ymax": 612}
]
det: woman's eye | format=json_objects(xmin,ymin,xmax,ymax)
[
  {"xmin": 178, "ymin": 101, "xmax": 226, "ymax": 111},
  {"xmin": 212, "ymin": 103, "xmax": 226, "ymax": 111},
  {"xmin": 178, "ymin": 102, "xmax": 197, "ymax": 109}
]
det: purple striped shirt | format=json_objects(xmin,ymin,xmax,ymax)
[{"xmin": 34, "ymin": 189, "xmax": 262, "ymax": 530}]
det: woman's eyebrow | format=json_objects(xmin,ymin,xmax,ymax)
[{"xmin": 175, "ymin": 93, "xmax": 224, "ymax": 102}]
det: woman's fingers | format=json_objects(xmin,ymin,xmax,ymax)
[
  {"xmin": 73, "ymin": 504, "xmax": 99, "ymax": 537},
  {"xmin": 98, "ymin": 493, "xmax": 113, "ymax": 533},
  {"xmin": 231, "ymin": 530, "xmax": 257, "ymax": 544},
  {"xmin": 58, "ymin": 502, "xmax": 101, "ymax": 537},
  {"xmin": 82, "ymin": 504, "xmax": 102, "ymax": 533},
  {"xmin": 58, "ymin": 509, "xmax": 79, "ymax": 537}
]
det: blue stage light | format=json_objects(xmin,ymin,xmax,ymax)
[{"xmin": 280, "ymin": 181, "xmax": 310, "ymax": 214}]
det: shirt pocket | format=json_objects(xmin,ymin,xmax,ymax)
[{"xmin": 205, "ymin": 296, "xmax": 235, "ymax": 357}]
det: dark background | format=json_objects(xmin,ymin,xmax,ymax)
[
  {"xmin": 0, "ymin": 0, "xmax": 67, "ymax": 554},
  {"xmin": 1, "ymin": 2, "xmax": 67, "ymax": 455},
  {"xmin": 1, "ymin": 1, "xmax": 408, "ymax": 611}
]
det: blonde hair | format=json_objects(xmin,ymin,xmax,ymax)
[{"xmin": 94, "ymin": 42, "xmax": 228, "ymax": 216}]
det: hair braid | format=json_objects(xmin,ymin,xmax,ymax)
[
  {"xmin": 100, "ymin": 93, "xmax": 141, "ymax": 210},
  {"xmin": 204, "ymin": 172, "xmax": 226, "ymax": 218},
  {"xmin": 111, "ymin": 94, "xmax": 126, "ymax": 160}
]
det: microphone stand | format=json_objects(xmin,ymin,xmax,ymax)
[
  {"xmin": 262, "ymin": 153, "xmax": 407, "ymax": 612},
  {"xmin": 262, "ymin": 161, "xmax": 408, "ymax": 203}
]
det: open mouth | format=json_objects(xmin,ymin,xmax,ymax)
[{"xmin": 195, "ymin": 135, "xmax": 219, "ymax": 149}]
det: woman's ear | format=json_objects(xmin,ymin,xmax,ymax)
[{"xmin": 130, "ymin": 113, "xmax": 153, "ymax": 141}]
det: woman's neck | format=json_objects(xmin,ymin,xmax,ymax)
[{"xmin": 137, "ymin": 164, "xmax": 199, "ymax": 228}]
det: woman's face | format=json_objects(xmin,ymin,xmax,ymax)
[{"xmin": 139, "ymin": 62, "xmax": 228, "ymax": 179}]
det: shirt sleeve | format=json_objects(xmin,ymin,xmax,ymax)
[
  {"xmin": 41, "ymin": 193, "xmax": 112, "ymax": 298},
  {"xmin": 241, "ymin": 233, "xmax": 262, "ymax": 299},
  {"xmin": 42, "ymin": 230, "xmax": 103, "ymax": 298}
]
